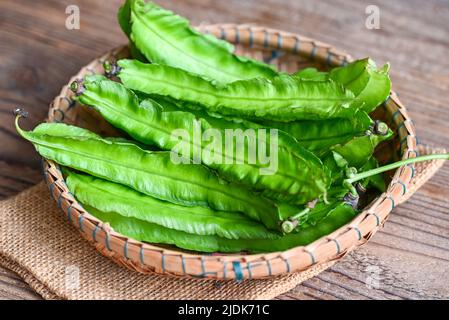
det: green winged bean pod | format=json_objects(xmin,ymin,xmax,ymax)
[
  {"xmin": 66, "ymin": 171, "xmax": 278, "ymax": 240},
  {"xmin": 293, "ymin": 59, "xmax": 391, "ymax": 113},
  {"xmin": 256, "ymin": 110, "xmax": 373, "ymax": 153},
  {"xmin": 84, "ymin": 196, "xmax": 357, "ymax": 253},
  {"xmin": 119, "ymin": 0, "xmax": 277, "ymax": 83},
  {"xmin": 74, "ymin": 76, "xmax": 331, "ymax": 205},
  {"xmin": 114, "ymin": 59, "xmax": 363, "ymax": 121},
  {"xmin": 322, "ymin": 124, "xmax": 394, "ymax": 183},
  {"xmin": 329, "ymin": 58, "xmax": 391, "ymax": 113},
  {"xmin": 330, "ymin": 125, "xmax": 394, "ymax": 168},
  {"xmin": 15, "ymin": 114, "xmax": 293, "ymax": 230}
]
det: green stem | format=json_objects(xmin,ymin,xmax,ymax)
[
  {"xmin": 345, "ymin": 153, "xmax": 449, "ymax": 185},
  {"xmin": 280, "ymin": 207, "xmax": 310, "ymax": 234}
]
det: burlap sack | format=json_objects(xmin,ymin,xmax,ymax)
[{"xmin": 0, "ymin": 145, "xmax": 445, "ymax": 299}]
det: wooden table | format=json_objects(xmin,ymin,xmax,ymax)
[{"xmin": 1, "ymin": 0, "xmax": 448, "ymax": 300}]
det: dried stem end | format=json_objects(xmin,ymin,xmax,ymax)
[
  {"xmin": 343, "ymin": 192, "xmax": 359, "ymax": 209},
  {"xmin": 103, "ymin": 61, "xmax": 121, "ymax": 78},
  {"xmin": 373, "ymin": 120, "xmax": 389, "ymax": 136},
  {"xmin": 281, "ymin": 220, "xmax": 298, "ymax": 234},
  {"xmin": 70, "ymin": 79, "xmax": 85, "ymax": 96},
  {"xmin": 13, "ymin": 108, "xmax": 29, "ymax": 118}
]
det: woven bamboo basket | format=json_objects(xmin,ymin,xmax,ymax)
[{"xmin": 43, "ymin": 24, "xmax": 421, "ymax": 280}]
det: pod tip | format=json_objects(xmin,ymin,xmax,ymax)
[
  {"xmin": 343, "ymin": 192, "xmax": 359, "ymax": 209},
  {"xmin": 103, "ymin": 60, "xmax": 121, "ymax": 78},
  {"xmin": 13, "ymin": 108, "xmax": 28, "ymax": 118},
  {"xmin": 70, "ymin": 79, "xmax": 85, "ymax": 96},
  {"xmin": 281, "ymin": 220, "xmax": 298, "ymax": 234},
  {"xmin": 373, "ymin": 120, "xmax": 389, "ymax": 136}
]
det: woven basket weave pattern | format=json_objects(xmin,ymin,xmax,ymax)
[{"xmin": 43, "ymin": 25, "xmax": 417, "ymax": 280}]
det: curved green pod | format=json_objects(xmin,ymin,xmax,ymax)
[
  {"xmin": 66, "ymin": 171, "xmax": 279, "ymax": 240},
  {"xmin": 322, "ymin": 126, "xmax": 394, "ymax": 183},
  {"xmin": 330, "ymin": 127, "xmax": 394, "ymax": 168},
  {"xmin": 120, "ymin": 0, "xmax": 276, "ymax": 83},
  {"xmin": 84, "ymin": 201, "xmax": 356, "ymax": 253},
  {"xmin": 293, "ymin": 59, "xmax": 391, "ymax": 113},
  {"xmin": 256, "ymin": 111, "xmax": 373, "ymax": 153},
  {"xmin": 329, "ymin": 58, "xmax": 391, "ymax": 113},
  {"xmin": 15, "ymin": 117, "xmax": 289, "ymax": 230},
  {"xmin": 75, "ymin": 77, "xmax": 330, "ymax": 204},
  {"xmin": 116, "ymin": 59, "xmax": 363, "ymax": 121}
]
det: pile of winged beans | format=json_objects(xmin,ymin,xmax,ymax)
[{"xmin": 16, "ymin": 0, "xmax": 449, "ymax": 253}]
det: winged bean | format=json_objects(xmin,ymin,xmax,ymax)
[
  {"xmin": 15, "ymin": 115, "xmax": 289, "ymax": 230},
  {"xmin": 83, "ymin": 198, "xmax": 357, "ymax": 253},
  {"xmin": 256, "ymin": 110, "xmax": 373, "ymax": 152},
  {"xmin": 75, "ymin": 76, "xmax": 331, "ymax": 204},
  {"xmin": 115, "ymin": 59, "xmax": 363, "ymax": 121},
  {"xmin": 120, "ymin": 0, "xmax": 277, "ymax": 83},
  {"xmin": 66, "ymin": 170, "xmax": 279, "ymax": 239}
]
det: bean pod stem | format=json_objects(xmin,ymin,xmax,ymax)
[{"xmin": 344, "ymin": 153, "xmax": 449, "ymax": 195}]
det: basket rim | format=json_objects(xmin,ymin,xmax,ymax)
[{"xmin": 43, "ymin": 24, "xmax": 417, "ymax": 280}]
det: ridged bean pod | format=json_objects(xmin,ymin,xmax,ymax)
[
  {"xmin": 15, "ymin": 115, "xmax": 295, "ymax": 230},
  {"xmin": 115, "ymin": 59, "xmax": 363, "ymax": 121},
  {"xmin": 83, "ymin": 196, "xmax": 357, "ymax": 253},
  {"xmin": 118, "ymin": 0, "xmax": 277, "ymax": 83},
  {"xmin": 66, "ymin": 171, "xmax": 279, "ymax": 240},
  {"xmin": 256, "ymin": 110, "xmax": 373, "ymax": 153},
  {"xmin": 74, "ymin": 76, "xmax": 331, "ymax": 204}
]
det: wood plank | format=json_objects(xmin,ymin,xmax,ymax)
[
  {"xmin": 0, "ymin": 0, "xmax": 448, "ymax": 300},
  {"xmin": 0, "ymin": 266, "xmax": 42, "ymax": 300}
]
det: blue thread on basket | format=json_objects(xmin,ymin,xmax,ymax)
[
  {"xmin": 396, "ymin": 179, "xmax": 407, "ymax": 195},
  {"xmin": 181, "ymin": 256, "xmax": 186, "ymax": 274},
  {"xmin": 266, "ymin": 260, "xmax": 272, "ymax": 276},
  {"xmin": 397, "ymin": 122, "xmax": 405, "ymax": 131},
  {"xmin": 92, "ymin": 225, "xmax": 100, "ymax": 242},
  {"xmin": 246, "ymin": 262, "xmax": 253, "ymax": 279},
  {"xmin": 249, "ymin": 29, "xmax": 254, "ymax": 47},
  {"xmin": 277, "ymin": 33, "xmax": 283, "ymax": 49},
  {"xmin": 293, "ymin": 37, "xmax": 300, "ymax": 54},
  {"xmin": 105, "ymin": 232, "xmax": 111, "ymax": 251},
  {"xmin": 200, "ymin": 257, "xmax": 206, "ymax": 277},
  {"xmin": 235, "ymin": 28, "xmax": 240, "ymax": 44},
  {"xmin": 57, "ymin": 192, "xmax": 63, "ymax": 209},
  {"xmin": 78, "ymin": 215, "xmax": 84, "ymax": 232},
  {"xmin": 284, "ymin": 258, "xmax": 291, "ymax": 273},
  {"xmin": 263, "ymin": 30, "xmax": 269, "ymax": 47},
  {"xmin": 232, "ymin": 261, "xmax": 244, "ymax": 282},
  {"xmin": 369, "ymin": 212, "xmax": 381, "ymax": 227},
  {"xmin": 67, "ymin": 205, "xmax": 72, "ymax": 225},
  {"xmin": 331, "ymin": 238, "xmax": 341, "ymax": 254},
  {"xmin": 306, "ymin": 250, "xmax": 316, "ymax": 264},
  {"xmin": 326, "ymin": 51, "xmax": 333, "ymax": 66},
  {"xmin": 341, "ymin": 56, "xmax": 349, "ymax": 66},
  {"xmin": 162, "ymin": 255, "xmax": 166, "ymax": 273},
  {"xmin": 392, "ymin": 109, "xmax": 401, "ymax": 121},
  {"xmin": 223, "ymin": 261, "xmax": 227, "ymax": 280},
  {"xmin": 388, "ymin": 195, "xmax": 396, "ymax": 209},
  {"xmin": 140, "ymin": 247, "xmax": 144, "ymax": 264},
  {"xmin": 310, "ymin": 46, "xmax": 317, "ymax": 60},
  {"xmin": 48, "ymin": 180, "xmax": 56, "ymax": 196},
  {"xmin": 124, "ymin": 240, "xmax": 129, "ymax": 259},
  {"xmin": 409, "ymin": 150, "xmax": 418, "ymax": 158},
  {"xmin": 265, "ymin": 50, "xmax": 282, "ymax": 64},
  {"xmin": 220, "ymin": 27, "xmax": 226, "ymax": 40},
  {"xmin": 408, "ymin": 163, "xmax": 415, "ymax": 179},
  {"xmin": 353, "ymin": 226, "xmax": 362, "ymax": 241}
]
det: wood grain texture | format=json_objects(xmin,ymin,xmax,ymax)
[{"xmin": 0, "ymin": 0, "xmax": 448, "ymax": 300}]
